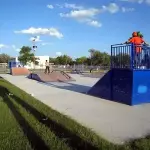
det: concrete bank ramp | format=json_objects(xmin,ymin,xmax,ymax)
[{"xmin": 28, "ymin": 70, "xmax": 75, "ymax": 82}]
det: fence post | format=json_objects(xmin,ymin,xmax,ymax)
[
  {"xmin": 130, "ymin": 43, "xmax": 134, "ymax": 69},
  {"xmin": 111, "ymin": 45, "xmax": 113, "ymax": 69}
]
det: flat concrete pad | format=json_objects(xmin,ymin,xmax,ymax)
[{"xmin": 1, "ymin": 74, "xmax": 150, "ymax": 144}]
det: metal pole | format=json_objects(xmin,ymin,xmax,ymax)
[
  {"xmin": 32, "ymin": 37, "xmax": 37, "ymax": 73},
  {"xmin": 130, "ymin": 43, "xmax": 134, "ymax": 69},
  {"xmin": 111, "ymin": 45, "xmax": 113, "ymax": 69}
]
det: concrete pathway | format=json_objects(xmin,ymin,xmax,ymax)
[{"xmin": 1, "ymin": 74, "xmax": 150, "ymax": 144}]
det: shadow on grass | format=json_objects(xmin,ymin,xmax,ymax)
[
  {"xmin": 0, "ymin": 86, "xmax": 50, "ymax": 150},
  {"xmin": 10, "ymin": 94, "xmax": 100, "ymax": 150}
]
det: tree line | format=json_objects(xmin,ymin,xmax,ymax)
[
  {"xmin": 0, "ymin": 46, "xmax": 130, "ymax": 67},
  {"xmin": 49, "ymin": 49, "xmax": 111, "ymax": 66}
]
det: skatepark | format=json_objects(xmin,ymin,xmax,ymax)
[
  {"xmin": 2, "ymin": 53, "xmax": 150, "ymax": 145},
  {"xmin": 1, "ymin": 42, "xmax": 150, "ymax": 150}
]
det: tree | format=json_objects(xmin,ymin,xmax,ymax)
[
  {"xmin": 18, "ymin": 46, "xmax": 38, "ymax": 66},
  {"xmin": 88, "ymin": 49, "xmax": 111, "ymax": 66},
  {"xmin": 0, "ymin": 53, "xmax": 12, "ymax": 63},
  {"xmin": 75, "ymin": 56, "xmax": 87, "ymax": 65},
  {"xmin": 88, "ymin": 48, "xmax": 95, "ymax": 65},
  {"xmin": 90, "ymin": 50, "xmax": 103, "ymax": 65},
  {"xmin": 101, "ymin": 52, "xmax": 110, "ymax": 66},
  {"xmin": 55, "ymin": 55, "xmax": 73, "ymax": 65},
  {"xmin": 112, "ymin": 53, "xmax": 130, "ymax": 67}
]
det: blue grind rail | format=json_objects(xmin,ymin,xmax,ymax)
[{"xmin": 88, "ymin": 44, "xmax": 150, "ymax": 105}]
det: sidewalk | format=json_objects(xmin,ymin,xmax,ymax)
[{"xmin": 1, "ymin": 74, "xmax": 150, "ymax": 144}]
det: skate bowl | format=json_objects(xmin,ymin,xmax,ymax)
[
  {"xmin": 28, "ymin": 70, "xmax": 75, "ymax": 82},
  {"xmin": 10, "ymin": 67, "xmax": 30, "ymax": 76}
]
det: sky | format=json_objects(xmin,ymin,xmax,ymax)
[{"xmin": 0, "ymin": 0, "xmax": 150, "ymax": 58}]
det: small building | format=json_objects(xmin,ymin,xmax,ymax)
[{"xmin": 10, "ymin": 56, "xmax": 49, "ymax": 69}]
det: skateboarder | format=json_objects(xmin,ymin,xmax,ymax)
[{"xmin": 45, "ymin": 60, "xmax": 50, "ymax": 74}]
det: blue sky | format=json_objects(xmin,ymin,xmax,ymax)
[{"xmin": 0, "ymin": 0, "xmax": 150, "ymax": 58}]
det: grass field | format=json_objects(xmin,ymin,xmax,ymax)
[{"xmin": 0, "ymin": 78, "xmax": 150, "ymax": 150}]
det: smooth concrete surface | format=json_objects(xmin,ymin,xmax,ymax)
[{"xmin": 1, "ymin": 74, "xmax": 150, "ymax": 144}]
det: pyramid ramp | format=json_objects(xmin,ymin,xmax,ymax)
[{"xmin": 28, "ymin": 71, "xmax": 75, "ymax": 82}]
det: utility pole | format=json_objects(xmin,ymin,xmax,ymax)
[{"xmin": 32, "ymin": 36, "xmax": 37, "ymax": 72}]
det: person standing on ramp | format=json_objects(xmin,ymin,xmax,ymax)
[{"xmin": 45, "ymin": 60, "xmax": 50, "ymax": 74}]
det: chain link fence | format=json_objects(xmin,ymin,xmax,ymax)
[
  {"xmin": 0, "ymin": 63, "xmax": 110, "ymax": 74},
  {"xmin": 0, "ymin": 63, "xmax": 9, "ymax": 74},
  {"xmin": 29, "ymin": 65, "xmax": 110, "ymax": 73}
]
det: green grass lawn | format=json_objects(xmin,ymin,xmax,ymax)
[{"xmin": 0, "ymin": 78, "xmax": 150, "ymax": 150}]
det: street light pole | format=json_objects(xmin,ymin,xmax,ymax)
[{"xmin": 32, "ymin": 37, "xmax": 37, "ymax": 73}]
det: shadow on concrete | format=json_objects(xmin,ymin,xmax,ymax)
[
  {"xmin": 1, "ymin": 86, "xmax": 100, "ymax": 150},
  {"xmin": 38, "ymin": 81, "xmax": 91, "ymax": 94},
  {"xmin": 88, "ymin": 71, "xmax": 112, "ymax": 100},
  {"xmin": 37, "ymin": 71, "xmax": 112, "ymax": 102}
]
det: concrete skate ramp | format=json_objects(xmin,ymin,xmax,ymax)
[{"xmin": 28, "ymin": 70, "xmax": 75, "ymax": 82}]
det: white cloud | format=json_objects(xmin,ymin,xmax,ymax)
[
  {"xmin": 56, "ymin": 4, "xmax": 64, "ymax": 8},
  {"xmin": 120, "ymin": 0, "xmax": 144, "ymax": 3},
  {"xmin": 59, "ymin": 3, "xmax": 121, "ymax": 27},
  {"xmin": 87, "ymin": 20, "xmax": 102, "ymax": 27},
  {"xmin": 64, "ymin": 3, "xmax": 83, "ymax": 9},
  {"xmin": 0, "ymin": 44, "xmax": 8, "ymax": 49},
  {"xmin": 60, "ymin": 8, "xmax": 100, "ymax": 19},
  {"xmin": 120, "ymin": 0, "xmax": 150, "ymax": 5},
  {"xmin": 47, "ymin": 4, "xmax": 54, "ymax": 9},
  {"xmin": 59, "ymin": 2, "xmax": 134, "ymax": 27},
  {"xmin": 29, "ymin": 36, "xmax": 42, "ymax": 42},
  {"xmin": 16, "ymin": 48, "xmax": 21, "ymax": 52},
  {"xmin": 12, "ymin": 45, "xmax": 20, "ymax": 52},
  {"xmin": 60, "ymin": 8, "xmax": 101, "ymax": 27},
  {"xmin": 56, "ymin": 52, "xmax": 62, "ymax": 56},
  {"xmin": 12, "ymin": 44, "xmax": 16, "ymax": 49},
  {"xmin": 145, "ymin": 0, "xmax": 150, "ymax": 4},
  {"xmin": 121, "ymin": 7, "xmax": 135, "ymax": 12},
  {"xmin": 41, "ymin": 42, "xmax": 53, "ymax": 46},
  {"xmin": 14, "ymin": 27, "xmax": 63, "ymax": 39},
  {"xmin": 56, "ymin": 3, "xmax": 83, "ymax": 9},
  {"xmin": 102, "ymin": 3, "xmax": 120, "ymax": 14}
]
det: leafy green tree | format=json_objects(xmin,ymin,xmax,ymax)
[
  {"xmin": 18, "ymin": 46, "xmax": 38, "ymax": 66},
  {"xmin": 101, "ymin": 52, "xmax": 110, "ymax": 66},
  {"xmin": 49, "ymin": 57, "xmax": 56, "ymax": 64},
  {"xmin": 75, "ymin": 56, "xmax": 87, "ymax": 65},
  {"xmin": 88, "ymin": 48, "xmax": 95, "ymax": 65},
  {"xmin": 91, "ymin": 50, "xmax": 103, "ymax": 65},
  {"xmin": 55, "ymin": 55, "xmax": 73, "ymax": 65},
  {"xmin": 112, "ymin": 53, "xmax": 130, "ymax": 67},
  {"xmin": 0, "ymin": 53, "xmax": 12, "ymax": 63}
]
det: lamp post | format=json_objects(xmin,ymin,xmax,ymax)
[{"xmin": 32, "ymin": 37, "xmax": 37, "ymax": 73}]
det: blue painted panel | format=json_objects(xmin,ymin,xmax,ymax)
[
  {"xmin": 132, "ymin": 70, "xmax": 150, "ymax": 105},
  {"xmin": 112, "ymin": 69, "xmax": 133, "ymax": 105},
  {"xmin": 88, "ymin": 70, "xmax": 112, "ymax": 100},
  {"xmin": 8, "ymin": 61, "xmax": 17, "ymax": 68}
]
